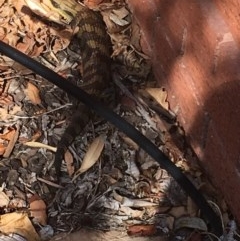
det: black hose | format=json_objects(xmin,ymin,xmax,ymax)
[{"xmin": 0, "ymin": 40, "xmax": 223, "ymax": 236}]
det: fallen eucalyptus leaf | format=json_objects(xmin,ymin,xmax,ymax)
[
  {"xmin": 109, "ymin": 7, "xmax": 130, "ymax": 26},
  {"xmin": 174, "ymin": 216, "xmax": 208, "ymax": 232},
  {"xmin": 0, "ymin": 212, "xmax": 40, "ymax": 241},
  {"xmin": 24, "ymin": 141, "xmax": 57, "ymax": 152},
  {"xmin": 169, "ymin": 206, "xmax": 188, "ymax": 218},
  {"xmin": 2, "ymin": 125, "xmax": 19, "ymax": 158},
  {"xmin": 72, "ymin": 135, "xmax": 105, "ymax": 181},
  {"xmin": 26, "ymin": 82, "xmax": 41, "ymax": 105},
  {"xmin": 0, "ymin": 191, "xmax": 10, "ymax": 207},
  {"xmin": 146, "ymin": 88, "xmax": 169, "ymax": 110}
]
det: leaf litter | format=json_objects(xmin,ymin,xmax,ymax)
[{"xmin": 0, "ymin": 0, "xmax": 236, "ymax": 240}]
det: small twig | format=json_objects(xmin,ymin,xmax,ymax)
[
  {"xmin": 37, "ymin": 177, "xmax": 63, "ymax": 189},
  {"xmin": 113, "ymin": 76, "xmax": 140, "ymax": 106},
  {"xmin": 24, "ymin": 141, "xmax": 57, "ymax": 152}
]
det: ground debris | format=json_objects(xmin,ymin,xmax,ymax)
[{"xmin": 0, "ymin": 0, "xmax": 234, "ymax": 240}]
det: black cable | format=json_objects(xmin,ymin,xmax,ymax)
[{"xmin": 0, "ymin": 40, "xmax": 223, "ymax": 236}]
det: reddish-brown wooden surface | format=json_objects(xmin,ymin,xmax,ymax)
[{"xmin": 127, "ymin": 0, "xmax": 240, "ymax": 222}]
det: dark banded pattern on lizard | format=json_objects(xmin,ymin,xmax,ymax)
[{"xmin": 25, "ymin": 0, "xmax": 111, "ymax": 177}]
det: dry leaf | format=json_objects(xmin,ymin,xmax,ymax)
[
  {"xmin": 120, "ymin": 206, "xmax": 145, "ymax": 219},
  {"xmin": 169, "ymin": 206, "xmax": 188, "ymax": 218},
  {"xmin": 121, "ymin": 197, "xmax": 158, "ymax": 207},
  {"xmin": 120, "ymin": 135, "xmax": 139, "ymax": 150},
  {"xmin": 30, "ymin": 44, "xmax": 45, "ymax": 57},
  {"xmin": 0, "ymin": 212, "xmax": 40, "ymax": 241},
  {"xmin": 24, "ymin": 141, "xmax": 57, "ymax": 152},
  {"xmin": 146, "ymin": 88, "xmax": 169, "ymax": 110},
  {"xmin": 113, "ymin": 191, "xmax": 158, "ymax": 207},
  {"xmin": 109, "ymin": 7, "xmax": 130, "ymax": 26},
  {"xmin": 127, "ymin": 224, "xmax": 157, "ymax": 236},
  {"xmin": 2, "ymin": 125, "xmax": 19, "ymax": 158},
  {"xmin": 0, "ymin": 128, "xmax": 15, "ymax": 141},
  {"xmin": 166, "ymin": 216, "xmax": 175, "ymax": 230},
  {"xmin": 84, "ymin": 0, "xmax": 104, "ymax": 8},
  {"xmin": 0, "ymin": 26, "xmax": 7, "ymax": 41},
  {"xmin": 73, "ymin": 135, "xmax": 105, "ymax": 180},
  {"xmin": 0, "ymin": 191, "xmax": 10, "ymax": 207},
  {"xmin": 0, "ymin": 94, "xmax": 13, "ymax": 106},
  {"xmin": 9, "ymin": 105, "xmax": 22, "ymax": 116},
  {"xmin": 30, "ymin": 198, "xmax": 47, "ymax": 225},
  {"xmin": 187, "ymin": 196, "xmax": 198, "ymax": 217},
  {"xmin": 126, "ymin": 158, "xmax": 140, "ymax": 179},
  {"xmin": 102, "ymin": 8, "xmax": 129, "ymax": 34},
  {"xmin": 26, "ymin": 82, "xmax": 41, "ymax": 105},
  {"xmin": 31, "ymin": 130, "xmax": 42, "ymax": 142},
  {"xmin": 0, "ymin": 145, "xmax": 6, "ymax": 155},
  {"xmin": 174, "ymin": 217, "xmax": 208, "ymax": 232},
  {"xmin": 130, "ymin": 20, "xmax": 142, "ymax": 52},
  {"xmin": 0, "ymin": 108, "xmax": 9, "ymax": 121},
  {"xmin": 16, "ymin": 33, "xmax": 35, "ymax": 55},
  {"xmin": 109, "ymin": 167, "xmax": 123, "ymax": 180}
]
